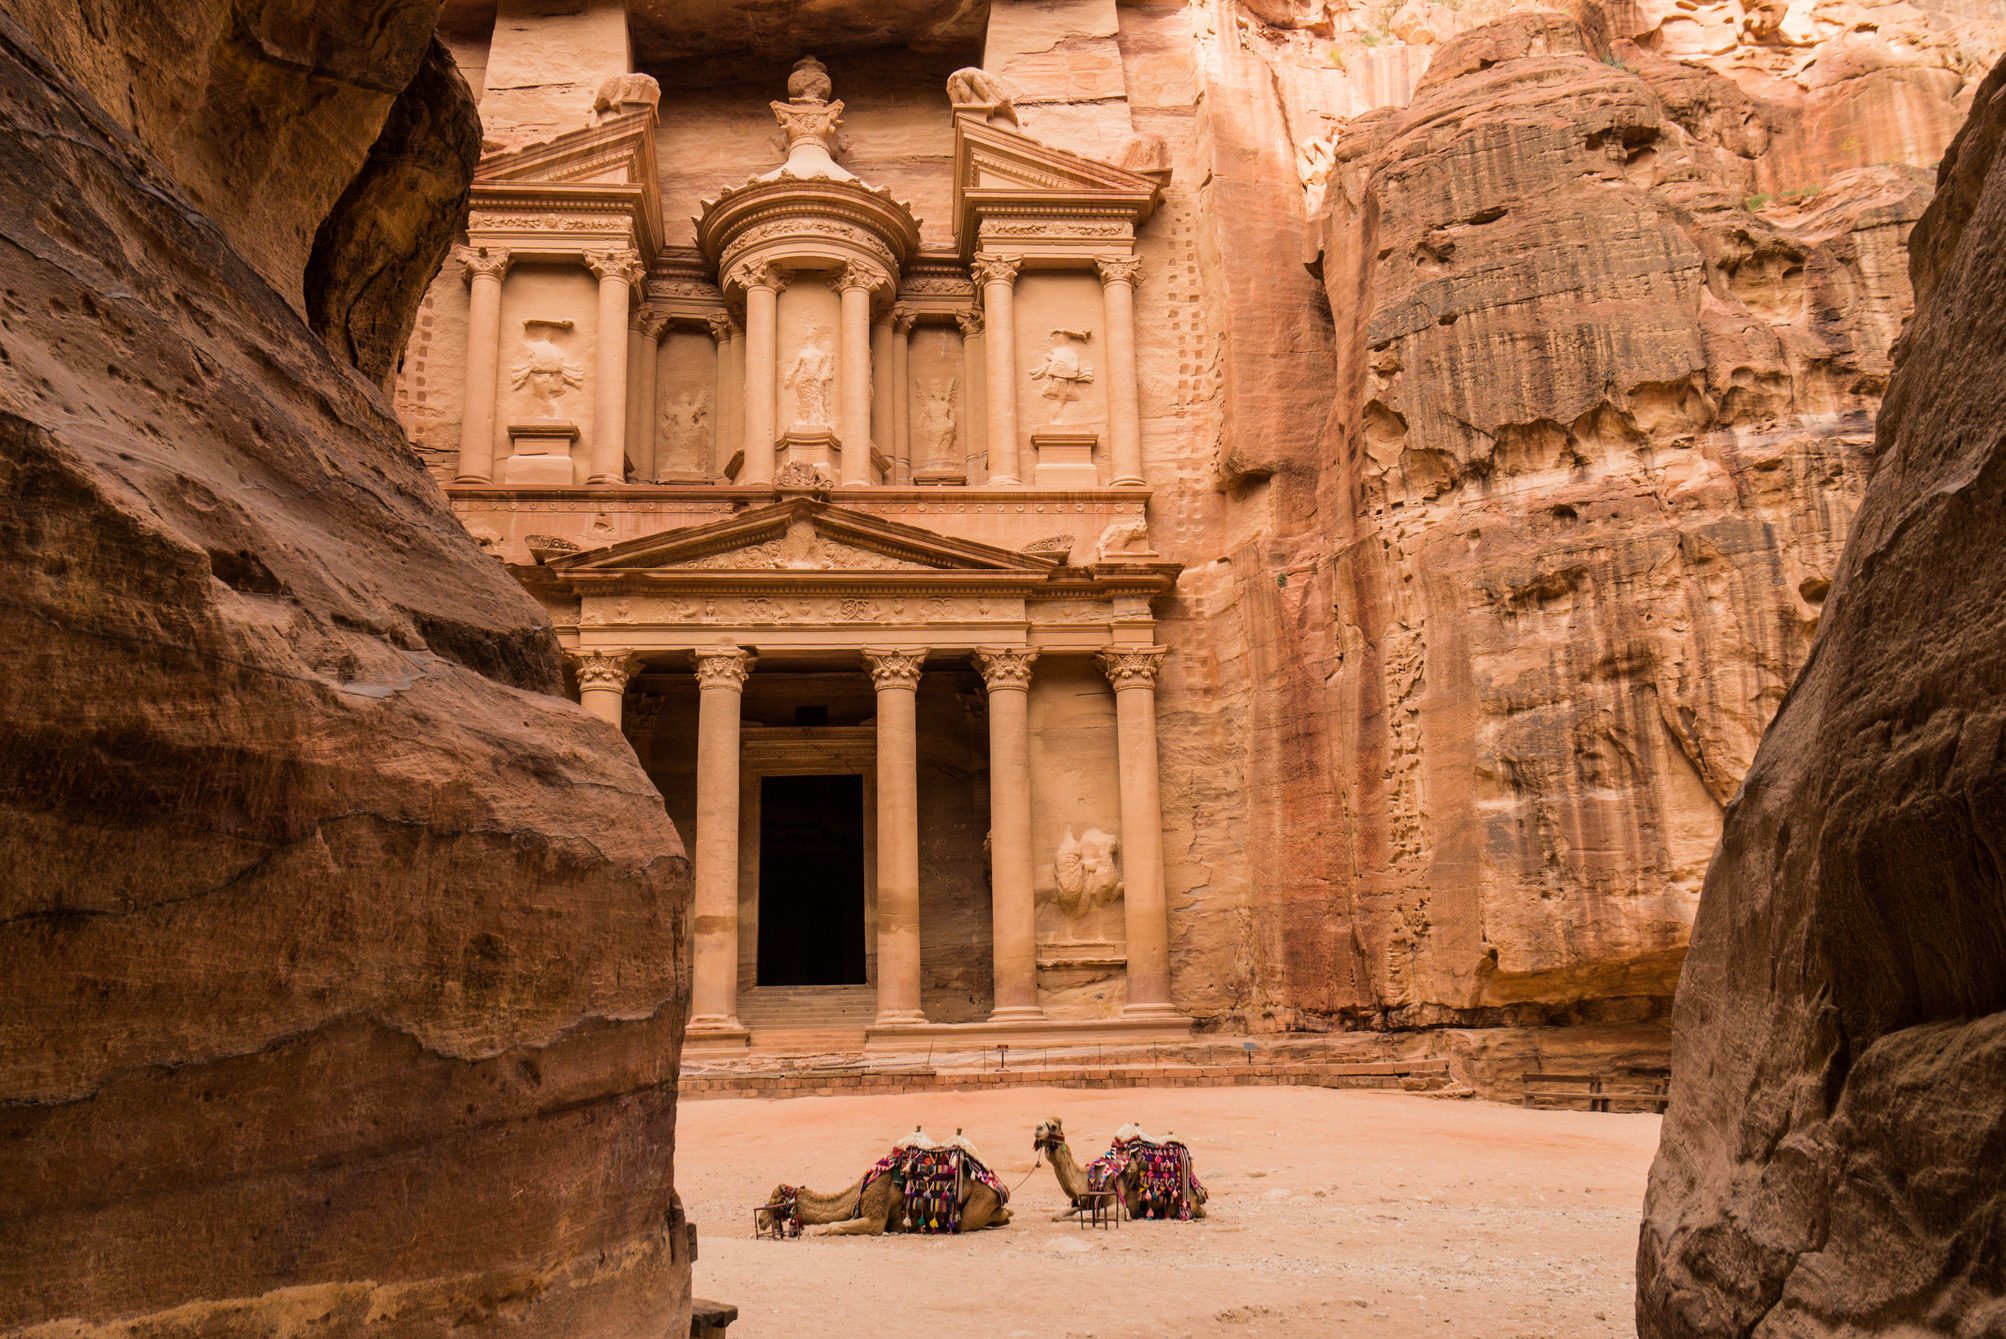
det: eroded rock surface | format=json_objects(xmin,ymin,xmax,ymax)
[
  {"xmin": 0, "ymin": 8, "xmax": 689, "ymax": 1336},
  {"xmin": 1157, "ymin": 0, "xmax": 1981, "ymax": 1038},
  {"xmin": 1637, "ymin": 56, "xmax": 2006, "ymax": 1337}
]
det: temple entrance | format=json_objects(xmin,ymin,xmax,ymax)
[{"xmin": 755, "ymin": 773, "xmax": 868, "ymax": 986}]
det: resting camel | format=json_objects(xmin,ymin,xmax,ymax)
[
  {"xmin": 1035, "ymin": 1116, "xmax": 1203, "ymax": 1220},
  {"xmin": 759, "ymin": 1140, "xmax": 1012, "ymax": 1237},
  {"xmin": 1032, "ymin": 1117, "xmax": 1146, "ymax": 1221}
]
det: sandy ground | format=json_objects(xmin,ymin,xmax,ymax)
[{"xmin": 678, "ymin": 1085, "xmax": 1659, "ymax": 1338}]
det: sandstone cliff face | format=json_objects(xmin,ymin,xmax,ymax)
[
  {"xmin": 0, "ymin": 7, "xmax": 690, "ymax": 1336},
  {"xmin": 1637, "ymin": 56, "xmax": 2006, "ymax": 1337},
  {"xmin": 1154, "ymin": 0, "xmax": 1983, "ymax": 1035}
]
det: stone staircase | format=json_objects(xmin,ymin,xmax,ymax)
[{"xmin": 735, "ymin": 985, "xmax": 875, "ymax": 1055}]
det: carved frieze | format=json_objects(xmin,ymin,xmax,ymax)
[{"xmin": 584, "ymin": 593, "xmax": 1023, "ymax": 628}]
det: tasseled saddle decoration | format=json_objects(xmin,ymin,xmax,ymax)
[
  {"xmin": 772, "ymin": 1185, "xmax": 803, "ymax": 1238},
  {"xmin": 1093, "ymin": 1135, "xmax": 1207, "ymax": 1220}
]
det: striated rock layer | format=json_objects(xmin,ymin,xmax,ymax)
[
  {"xmin": 0, "ymin": 7, "xmax": 690, "ymax": 1337},
  {"xmin": 1637, "ymin": 56, "xmax": 2006, "ymax": 1338},
  {"xmin": 1167, "ymin": 0, "xmax": 1978, "ymax": 1037}
]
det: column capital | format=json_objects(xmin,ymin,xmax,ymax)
[
  {"xmin": 570, "ymin": 649, "xmax": 638, "ymax": 691},
  {"xmin": 694, "ymin": 645, "xmax": 755, "ymax": 691},
  {"xmin": 1098, "ymin": 645, "xmax": 1167, "ymax": 691},
  {"xmin": 727, "ymin": 259, "xmax": 786, "ymax": 293},
  {"xmin": 633, "ymin": 306, "xmax": 671, "ymax": 341},
  {"xmin": 838, "ymin": 261, "xmax": 886, "ymax": 294},
  {"xmin": 863, "ymin": 646, "xmax": 928, "ymax": 691},
  {"xmin": 955, "ymin": 307, "xmax": 984, "ymax": 338},
  {"xmin": 455, "ymin": 244, "xmax": 511, "ymax": 282},
  {"xmin": 975, "ymin": 646, "xmax": 1039, "ymax": 691},
  {"xmin": 892, "ymin": 303, "xmax": 920, "ymax": 335},
  {"xmin": 971, "ymin": 252, "xmax": 1022, "ymax": 288},
  {"xmin": 1095, "ymin": 254, "xmax": 1145, "ymax": 287},
  {"xmin": 706, "ymin": 310, "xmax": 737, "ymax": 343},
  {"xmin": 584, "ymin": 248, "xmax": 647, "ymax": 289}
]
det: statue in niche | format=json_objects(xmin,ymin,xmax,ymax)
[
  {"xmin": 509, "ymin": 319, "xmax": 583, "ymax": 419},
  {"xmin": 783, "ymin": 330, "xmax": 835, "ymax": 431},
  {"xmin": 1053, "ymin": 827, "xmax": 1121, "ymax": 915},
  {"xmin": 1027, "ymin": 327, "xmax": 1095, "ymax": 427},
  {"xmin": 663, "ymin": 393, "xmax": 709, "ymax": 467},
  {"xmin": 915, "ymin": 377, "xmax": 958, "ymax": 464}
]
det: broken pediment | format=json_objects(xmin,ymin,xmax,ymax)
[{"xmin": 951, "ymin": 118, "xmax": 1162, "ymax": 253}]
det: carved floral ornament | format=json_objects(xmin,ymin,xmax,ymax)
[
  {"xmin": 837, "ymin": 261, "xmax": 887, "ymax": 294},
  {"xmin": 455, "ymin": 244, "xmax": 511, "ymax": 281},
  {"xmin": 584, "ymin": 248, "xmax": 647, "ymax": 288},
  {"xmin": 693, "ymin": 646, "xmax": 754, "ymax": 691},
  {"xmin": 892, "ymin": 303, "xmax": 920, "ymax": 334},
  {"xmin": 955, "ymin": 308, "xmax": 985, "ymax": 337},
  {"xmin": 706, "ymin": 311, "xmax": 737, "ymax": 342},
  {"xmin": 570, "ymin": 649, "xmax": 638, "ymax": 690},
  {"xmin": 1095, "ymin": 255, "xmax": 1145, "ymax": 287},
  {"xmin": 974, "ymin": 646, "xmax": 1039, "ymax": 691},
  {"xmin": 1098, "ymin": 645, "xmax": 1167, "ymax": 690},
  {"xmin": 863, "ymin": 647, "xmax": 928, "ymax": 691},
  {"xmin": 634, "ymin": 307, "xmax": 671, "ymax": 340},
  {"xmin": 725, "ymin": 259, "xmax": 787, "ymax": 293},
  {"xmin": 971, "ymin": 253, "xmax": 1023, "ymax": 288}
]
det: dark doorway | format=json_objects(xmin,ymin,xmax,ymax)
[{"xmin": 756, "ymin": 773, "xmax": 867, "ymax": 986}]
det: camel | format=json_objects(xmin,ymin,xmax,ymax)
[
  {"xmin": 759, "ymin": 1136, "xmax": 1013, "ymax": 1237},
  {"xmin": 1033, "ymin": 1117, "xmax": 1208, "ymax": 1221}
]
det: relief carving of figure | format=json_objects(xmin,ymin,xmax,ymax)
[
  {"xmin": 510, "ymin": 320, "xmax": 584, "ymax": 419},
  {"xmin": 946, "ymin": 66, "xmax": 1017, "ymax": 125},
  {"xmin": 1027, "ymin": 328, "xmax": 1094, "ymax": 427},
  {"xmin": 664, "ymin": 393, "xmax": 709, "ymax": 467},
  {"xmin": 783, "ymin": 330, "xmax": 836, "ymax": 430},
  {"xmin": 1053, "ymin": 827, "xmax": 1122, "ymax": 915},
  {"xmin": 915, "ymin": 377, "xmax": 958, "ymax": 464}
]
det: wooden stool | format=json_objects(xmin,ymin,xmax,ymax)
[{"xmin": 1079, "ymin": 1189, "xmax": 1120, "ymax": 1229}]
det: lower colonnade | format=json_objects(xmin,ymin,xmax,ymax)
[{"xmin": 568, "ymin": 638, "xmax": 1184, "ymax": 1047}]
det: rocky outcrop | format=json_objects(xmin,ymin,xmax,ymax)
[
  {"xmin": 0, "ymin": 7, "xmax": 689, "ymax": 1336},
  {"xmin": 1637, "ymin": 56, "xmax": 2006, "ymax": 1337},
  {"xmin": 308, "ymin": 37, "xmax": 482, "ymax": 386},
  {"xmin": 1207, "ymin": 5, "xmax": 1946, "ymax": 1030}
]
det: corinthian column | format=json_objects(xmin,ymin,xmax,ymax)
[
  {"xmin": 975, "ymin": 647, "xmax": 1043, "ymax": 1021},
  {"xmin": 584, "ymin": 249, "xmax": 644, "ymax": 483},
  {"xmin": 1096, "ymin": 255, "xmax": 1146, "ymax": 486},
  {"xmin": 1099, "ymin": 646, "xmax": 1181, "ymax": 1019},
  {"xmin": 733, "ymin": 261, "xmax": 782, "ymax": 485},
  {"xmin": 891, "ymin": 305, "xmax": 916, "ymax": 483},
  {"xmin": 956, "ymin": 308, "xmax": 986, "ymax": 480},
  {"xmin": 837, "ymin": 264, "xmax": 877, "ymax": 485},
  {"xmin": 690, "ymin": 646, "xmax": 754, "ymax": 1038},
  {"xmin": 571, "ymin": 649, "xmax": 637, "ymax": 728},
  {"xmin": 630, "ymin": 307, "xmax": 668, "ymax": 483},
  {"xmin": 973, "ymin": 253, "xmax": 1023, "ymax": 485},
  {"xmin": 708, "ymin": 311, "xmax": 739, "ymax": 481},
  {"xmin": 864, "ymin": 647, "xmax": 928, "ymax": 1026},
  {"xmin": 453, "ymin": 245, "xmax": 510, "ymax": 482}
]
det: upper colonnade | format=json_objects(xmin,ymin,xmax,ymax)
[{"xmin": 443, "ymin": 56, "xmax": 1168, "ymax": 494}]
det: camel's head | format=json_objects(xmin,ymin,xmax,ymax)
[
  {"xmin": 755, "ymin": 1183, "xmax": 793, "ymax": 1234},
  {"xmin": 1032, "ymin": 1117, "xmax": 1066, "ymax": 1155}
]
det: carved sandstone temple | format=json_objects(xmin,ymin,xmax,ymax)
[{"xmin": 402, "ymin": 19, "xmax": 1190, "ymax": 1047}]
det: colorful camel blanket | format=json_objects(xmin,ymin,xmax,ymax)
[
  {"xmin": 1088, "ymin": 1135, "xmax": 1206, "ymax": 1220},
  {"xmin": 855, "ymin": 1141, "xmax": 1010, "ymax": 1235}
]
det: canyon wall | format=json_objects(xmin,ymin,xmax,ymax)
[
  {"xmin": 0, "ymin": 5, "xmax": 691, "ymax": 1335},
  {"xmin": 1638, "ymin": 53, "xmax": 2006, "ymax": 1336},
  {"xmin": 1152, "ymin": 0, "xmax": 1997, "ymax": 1035}
]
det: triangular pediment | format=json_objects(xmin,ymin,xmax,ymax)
[{"xmin": 546, "ymin": 499, "xmax": 1062, "ymax": 580}]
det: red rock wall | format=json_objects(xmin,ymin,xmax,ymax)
[
  {"xmin": 0, "ymin": 6, "xmax": 690, "ymax": 1335},
  {"xmin": 1637, "ymin": 54, "xmax": 2006, "ymax": 1336},
  {"xmin": 1168, "ymin": 1, "xmax": 1986, "ymax": 1037}
]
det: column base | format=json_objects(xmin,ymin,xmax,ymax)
[
  {"xmin": 987, "ymin": 473, "xmax": 1024, "ymax": 486},
  {"xmin": 585, "ymin": 472, "xmax": 624, "ymax": 485},
  {"xmin": 1119, "ymin": 1001, "xmax": 1189, "ymax": 1023},
  {"xmin": 987, "ymin": 1005, "xmax": 1048, "ymax": 1024},
  {"xmin": 872, "ymin": 1009, "xmax": 929, "ymax": 1028},
  {"xmin": 452, "ymin": 473, "xmax": 494, "ymax": 484},
  {"xmin": 685, "ymin": 1016, "xmax": 751, "ymax": 1049},
  {"xmin": 1109, "ymin": 475, "xmax": 1146, "ymax": 487}
]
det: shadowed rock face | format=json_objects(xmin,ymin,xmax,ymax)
[
  {"xmin": 1636, "ymin": 56, "xmax": 2006, "ymax": 1338},
  {"xmin": 0, "ymin": 6, "xmax": 690, "ymax": 1336}
]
